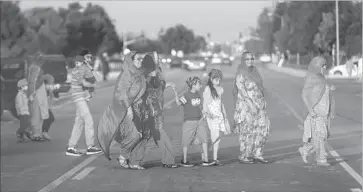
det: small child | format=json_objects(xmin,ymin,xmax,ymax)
[
  {"xmin": 15, "ymin": 79, "xmax": 31, "ymax": 142},
  {"xmin": 173, "ymin": 76, "xmax": 213, "ymax": 167},
  {"xmin": 202, "ymin": 69, "xmax": 231, "ymax": 166}
]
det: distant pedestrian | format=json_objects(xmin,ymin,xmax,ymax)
[
  {"xmin": 202, "ymin": 69, "xmax": 231, "ymax": 166},
  {"xmin": 15, "ymin": 79, "xmax": 32, "ymax": 142},
  {"xmin": 66, "ymin": 55, "xmax": 102, "ymax": 157},
  {"xmin": 233, "ymin": 51, "xmax": 270, "ymax": 164},
  {"xmin": 299, "ymin": 56, "xmax": 335, "ymax": 166},
  {"xmin": 174, "ymin": 76, "xmax": 213, "ymax": 167},
  {"xmin": 101, "ymin": 52, "xmax": 110, "ymax": 81}
]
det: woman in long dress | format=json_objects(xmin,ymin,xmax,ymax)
[
  {"xmin": 299, "ymin": 56, "xmax": 335, "ymax": 166},
  {"xmin": 97, "ymin": 51, "xmax": 155, "ymax": 170},
  {"xmin": 233, "ymin": 51, "xmax": 270, "ymax": 164}
]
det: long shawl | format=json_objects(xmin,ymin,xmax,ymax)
[
  {"xmin": 301, "ymin": 57, "xmax": 327, "ymax": 112},
  {"xmin": 301, "ymin": 56, "xmax": 327, "ymax": 142},
  {"xmin": 27, "ymin": 54, "xmax": 49, "ymax": 119},
  {"xmin": 96, "ymin": 52, "xmax": 146, "ymax": 160},
  {"xmin": 144, "ymin": 53, "xmax": 165, "ymax": 145}
]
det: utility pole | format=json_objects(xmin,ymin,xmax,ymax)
[{"xmin": 335, "ymin": 0, "xmax": 340, "ymax": 66}]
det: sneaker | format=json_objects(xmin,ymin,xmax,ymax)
[
  {"xmin": 201, "ymin": 161, "xmax": 215, "ymax": 166},
  {"xmin": 86, "ymin": 146, "xmax": 102, "ymax": 155},
  {"xmin": 66, "ymin": 148, "xmax": 83, "ymax": 157},
  {"xmin": 180, "ymin": 160, "xmax": 194, "ymax": 168},
  {"xmin": 299, "ymin": 147, "xmax": 308, "ymax": 163}
]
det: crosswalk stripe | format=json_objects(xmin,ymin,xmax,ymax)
[{"xmin": 72, "ymin": 166, "xmax": 96, "ymax": 181}]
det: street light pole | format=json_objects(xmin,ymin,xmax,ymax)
[{"xmin": 335, "ymin": 0, "xmax": 340, "ymax": 66}]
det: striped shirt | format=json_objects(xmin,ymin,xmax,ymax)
[{"xmin": 71, "ymin": 65, "xmax": 88, "ymax": 102}]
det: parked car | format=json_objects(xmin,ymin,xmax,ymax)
[
  {"xmin": 208, "ymin": 56, "xmax": 233, "ymax": 66},
  {"xmin": 168, "ymin": 56, "xmax": 184, "ymax": 68},
  {"xmin": 181, "ymin": 56, "xmax": 207, "ymax": 71},
  {"xmin": 1, "ymin": 55, "xmax": 70, "ymax": 118},
  {"xmin": 329, "ymin": 58, "xmax": 361, "ymax": 77},
  {"xmin": 259, "ymin": 54, "xmax": 272, "ymax": 63}
]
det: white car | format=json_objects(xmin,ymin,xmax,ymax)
[
  {"xmin": 259, "ymin": 54, "xmax": 271, "ymax": 63},
  {"xmin": 329, "ymin": 59, "xmax": 360, "ymax": 77}
]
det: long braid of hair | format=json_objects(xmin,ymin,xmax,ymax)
[{"xmin": 207, "ymin": 76, "xmax": 219, "ymax": 99}]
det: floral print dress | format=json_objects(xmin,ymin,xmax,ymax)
[{"xmin": 234, "ymin": 73, "xmax": 270, "ymax": 159}]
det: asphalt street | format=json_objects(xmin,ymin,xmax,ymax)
[{"xmin": 1, "ymin": 61, "xmax": 362, "ymax": 192}]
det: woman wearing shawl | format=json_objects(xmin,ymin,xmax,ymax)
[
  {"xmin": 27, "ymin": 53, "xmax": 50, "ymax": 141},
  {"xmin": 299, "ymin": 56, "xmax": 335, "ymax": 166},
  {"xmin": 143, "ymin": 52, "xmax": 178, "ymax": 168},
  {"xmin": 233, "ymin": 51, "xmax": 270, "ymax": 164},
  {"xmin": 97, "ymin": 51, "xmax": 155, "ymax": 170}
]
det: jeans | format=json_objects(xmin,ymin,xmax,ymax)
[
  {"xmin": 68, "ymin": 99, "xmax": 95, "ymax": 148},
  {"xmin": 42, "ymin": 110, "xmax": 54, "ymax": 133}
]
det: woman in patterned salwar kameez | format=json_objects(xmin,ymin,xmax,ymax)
[
  {"xmin": 299, "ymin": 56, "xmax": 335, "ymax": 166},
  {"xmin": 97, "ymin": 51, "xmax": 156, "ymax": 170},
  {"xmin": 233, "ymin": 51, "xmax": 270, "ymax": 164}
]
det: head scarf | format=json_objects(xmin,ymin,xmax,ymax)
[
  {"xmin": 141, "ymin": 54, "xmax": 157, "ymax": 75},
  {"xmin": 302, "ymin": 56, "xmax": 327, "ymax": 110},
  {"xmin": 122, "ymin": 51, "xmax": 142, "ymax": 75},
  {"xmin": 235, "ymin": 51, "xmax": 263, "ymax": 91},
  {"xmin": 186, "ymin": 76, "xmax": 201, "ymax": 89}
]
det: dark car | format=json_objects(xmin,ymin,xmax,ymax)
[
  {"xmin": 1, "ymin": 55, "xmax": 69, "ymax": 118},
  {"xmin": 181, "ymin": 56, "xmax": 208, "ymax": 71},
  {"xmin": 168, "ymin": 57, "xmax": 184, "ymax": 68}
]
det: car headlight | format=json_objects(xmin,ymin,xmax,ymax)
[
  {"xmin": 167, "ymin": 58, "xmax": 171, "ymax": 62},
  {"xmin": 200, "ymin": 62, "xmax": 205, "ymax": 67},
  {"xmin": 162, "ymin": 59, "xmax": 166, "ymax": 63}
]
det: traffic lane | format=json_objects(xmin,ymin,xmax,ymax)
[
  {"xmin": 52, "ymin": 78, "xmax": 360, "ymax": 192},
  {"xmin": 0, "ymin": 69, "xmax": 197, "ymax": 192},
  {"xmin": 260, "ymin": 66, "xmax": 362, "ymax": 184}
]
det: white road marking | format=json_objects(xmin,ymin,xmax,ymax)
[
  {"xmin": 37, "ymin": 88, "xmax": 188, "ymax": 192},
  {"xmin": 72, "ymin": 166, "xmax": 96, "ymax": 181},
  {"xmin": 269, "ymin": 88, "xmax": 363, "ymax": 186},
  {"xmin": 350, "ymin": 188, "xmax": 363, "ymax": 192},
  {"xmin": 38, "ymin": 155, "xmax": 99, "ymax": 192}
]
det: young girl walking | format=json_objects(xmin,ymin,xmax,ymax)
[
  {"xmin": 173, "ymin": 76, "xmax": 213, "ymax": 167},
  {"xmin": 202, "ymin": 69, "xmax": 231, "ymax": 165}
]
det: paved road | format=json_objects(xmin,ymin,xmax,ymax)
[{"xmin": 1, "ymin": 61, "xmax": 361, "ymax": 192}]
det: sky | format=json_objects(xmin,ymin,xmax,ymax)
[{"xmin": 19, "ymin": 1, "xmax": 273, "ymax": 42}]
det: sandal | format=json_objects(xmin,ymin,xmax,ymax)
[
  {"xmin": 239, "ymin": 158, "xmax": 254, "ymax": 164},
  {"xmin": 16, "ymin": 133, "xmax": 25, "ymax": 142},
  {"xmin": 162, "ymin": 164, "xmax": 178, "ymax": 168},
  {"xmin": 116, "ymin": 158, "xmax": 130, "ymax": 169},
  {"xmin": 24, "ymin": 132, "xmax": 33, "ymax": 140},
  {"xmin": 32, "ymin": 136, "xmax": 46, "ymax": 142},
  {"xmin": 129, "ymin": 164, "xmax": 145, "ymax": 170}
]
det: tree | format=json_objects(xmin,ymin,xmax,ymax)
[
  {"xmin": 158, "ymin": 24, "xmax": 203, "ymax": 54},
  {"xmin": 60, "ymin": 2, "xmax": 121, "ymax": 56},
  {"xmin": 24, "ymin": 7, "xmax": 68, "ymax": 54},
  {"xmin": 344, "ymin": 22, "xmax": 362, "ymax": 57},
  {"xmin": 1, "ymin": 1, "xmax": 39, "ymax": 57},
  {"xmin": 254, "ymin": 7, "xmax": 274, "ymax": 53},
  {"xmin": 313, "ymin": 12, "xmax": 335, "ymax": 53}
]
